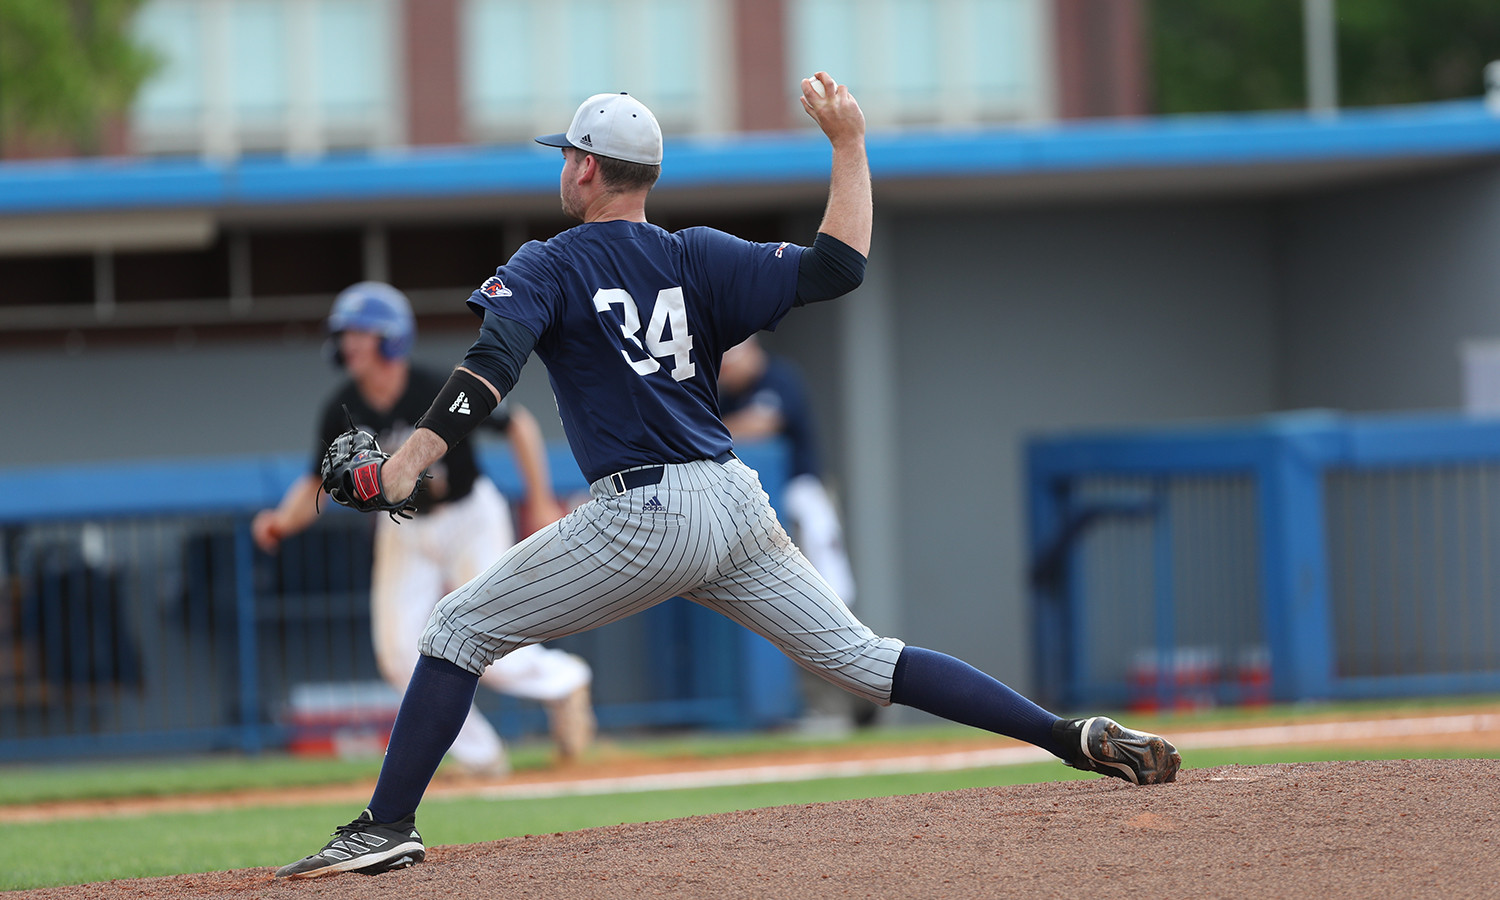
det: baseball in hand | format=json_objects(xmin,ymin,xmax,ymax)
[{"xmin": 810, "ymin": 77, "xmax": 828, "ymax": 97}]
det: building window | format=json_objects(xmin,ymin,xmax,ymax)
[
  {"xmin": 249, "ymin": 229, "xmax": 364, "ymax": 296},
  {"xmin": 0, "ymin": 255, "xmax": 95, "ymax": 308},
  {"xmin": 132, "ymin": 0, "xmax": 206, "ymax": 133},
  {"xmin": 787, "ymin": 0, "xmax": 1052, "ymax": 127},
  {"xmin": 388, "ymin": 223, "xmax": 509, "ymax": 290},
  {"xmin": 462, "ymin": 0, "xmax": 732, "ymax": 143},
  {"xmin": 132, "ymin": 0, "xmax": 401, "ymax": 157}
]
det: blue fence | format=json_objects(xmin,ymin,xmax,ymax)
[
  {"xmin": 0, "ymin": 442, "xmax": 797, "ymax": 761},
  {"xmin": 1027, "ymin": 411, "xmax": 1500, "ymax": 711}
]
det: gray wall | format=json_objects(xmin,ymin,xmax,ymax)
[
  {"xmin": 1279, "ymin": 166, "xmax": 1500, "ymax": 411},
  {"xmin": 1, "ymin": 330, "xmax": 564, "ymax": 468},
  {"xmin": 885, "ymin": 202, "xmax": 1280, "ymax": 690}
]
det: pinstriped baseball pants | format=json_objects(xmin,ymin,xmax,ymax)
[{"xmin": 420, "ymin": 457, "xmax": 906, "ymax": 704}]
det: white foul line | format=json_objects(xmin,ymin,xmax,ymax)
[{"xmin": 471, "ymin": 713, "xmax": 1500, "ymax": 802}]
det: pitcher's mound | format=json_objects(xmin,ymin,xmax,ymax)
[{"xmin": 11, "ymin": 759, "xmax": 1498, "ymax": 900}]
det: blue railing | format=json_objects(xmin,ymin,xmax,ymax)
[
  {"xmin": 0, "ymin": 442, "xmax": 796, "ymax": 761},
  {"xmin": 1027, "ymin": 410, "xmax": 1500, "ymax": 711}
]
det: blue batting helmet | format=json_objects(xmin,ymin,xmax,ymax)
[{"xmin": 325, "ymin": 281, "xmax": 415, "ymax": 364}]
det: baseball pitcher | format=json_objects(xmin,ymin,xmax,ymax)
[{"xmin": 276, "ymin": 74, "xmax": 1180, "ymax": 880}]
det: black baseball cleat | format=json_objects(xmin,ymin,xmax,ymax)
[
  {"xmin": 1054, "ymin": 716, "xmax": 1181, "ymax": 785},
  {"xmin": 275, "ymin": 808, "xmax": 425, "ymax": 878}
]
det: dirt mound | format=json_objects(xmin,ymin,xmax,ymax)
[{"xmin": 10, "ymin": 758, "xmax": 1497, "ymax": 900}]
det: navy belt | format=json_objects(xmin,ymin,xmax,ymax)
[{"xmin": 609, "ymin": 450, "xmax": 737, "ymax": 495}]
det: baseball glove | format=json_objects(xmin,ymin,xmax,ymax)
[{"xmin": 319, "ymin": 426, "xmax": 423, "ymax": 521}]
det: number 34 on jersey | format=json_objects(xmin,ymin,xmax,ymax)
[{"xmin": 594, "ymin": 287, "xmax": 697, "ymax": 381}]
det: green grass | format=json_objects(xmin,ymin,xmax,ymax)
[
  {"xmin": 0, "ymin": 721, "xmax": 1028, "ymax": 807},
  {"xmin": 0, "ymin": 753, "xmax": 384, "ymax": 806},
  {"xmin": 2, "ymin": 702, "xmax": 1497, "ymax": 891}
]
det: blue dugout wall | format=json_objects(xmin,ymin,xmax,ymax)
[
  {"xmin": 1028, "ymin": 411, "xmax": 1500, "ymax": 712},
  {"xmin": 0, "ymin": 442, "xmax": 796, "ymax": 762}
]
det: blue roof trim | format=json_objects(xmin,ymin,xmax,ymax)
[{"xmin": 1, "ymin": 99, "xmax": 1497, "ymax": 216}]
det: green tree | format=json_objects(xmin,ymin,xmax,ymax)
[
  {"xmin": 0, "ymin": 0, "xmax": 159, "ymax": 154},
  {"xmin": 1150, "ymin": 0, "xmax": 1500, "ymax": 114},
  {"xmin": 1151, "ymin": 0, "xmax": 1306, "ymax": 113},
  {"xmin": 1336, "ymin": 1, "xmax": 1500, "ymax": 106}
]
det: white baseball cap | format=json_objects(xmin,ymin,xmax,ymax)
[{"xmin": 535, "ymin": 92, "xmax": 663, "ymax": 165}]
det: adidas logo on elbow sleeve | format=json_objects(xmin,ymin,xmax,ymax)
[{"xmin": 449, "ymin": 392, "xmax": 471, "ymax": 415}]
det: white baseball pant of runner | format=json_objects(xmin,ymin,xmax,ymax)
[
  {"xmin": 372, "ymin": 476, "xmax": 591, "ymax": 770},
  {"xmin": 782, "ymin": 473, "xmax": 856, "ymax": 604},
  {"xmin": 420, "ymin": 458, "xmax": 904, "ymax": 702}
]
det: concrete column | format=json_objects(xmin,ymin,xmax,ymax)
[
  {"xmin": 732, "ymin": 0, "xmax": 789, "ymax": 132},
  {"xmin": 363, "ymin": 224, "xmax": 390, "ymax": 283},
  {"xmin": 1303, "ymin": 0, "xmax": 1339, "ymax": 114},
  {"xmin": 404, "ymin": 0, "xmax": 462, "ymax": 144},
  {"xmin": 93, "ymin": 251, "xmax": 115, "ymax": 321},
  {"xmin": 201, "ymin": 0, "xmax": 238, "ymax": 159},
  {"xmin": 228, "ymin": 230, "xmax": 252, "ymax": 314},
  {"xmin": 1052, "ymin": 0, "xmax": 1148, "ymax": 118},
  {"xmin": 286, "ymin": 0, "xmax": 324, "ymax": 157}
]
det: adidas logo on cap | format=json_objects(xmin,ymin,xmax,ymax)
[{"xmin": 579, "ymin": 134, "xmax": 592, "ymax": 146}]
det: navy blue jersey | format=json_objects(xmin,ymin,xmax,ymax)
[
  {"xmin": 467, "ymin": 220, "xmax": 805, "ymax": 482},
  {"xmin": 718, "ymin": 355, "xmax": 821, "ymax": 479}
]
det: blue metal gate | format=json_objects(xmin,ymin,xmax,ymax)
[
  {"xmin": 1028, "ymin": 411, "xmax": 1500, "ymax": 710},
  {"xmin": 0, "ymin": 443, "xmax": 798, "ymax": 761}
]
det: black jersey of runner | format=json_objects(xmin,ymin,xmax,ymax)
[{"xmin": 311, "ymin": 365, "xmax": 512, "ymax": 513}]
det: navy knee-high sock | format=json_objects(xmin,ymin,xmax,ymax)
[
  {"xmin": 889, "ymin": 646, "xmax": 1065, "ymax": 759},
  {"xmin": 366, "ymin": 654, "xmax": 479, "ymax": 824}
]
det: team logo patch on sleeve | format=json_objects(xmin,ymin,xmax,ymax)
[{"xmin": 479, "ymin": 276, "xmax": 512, "ymax": 299}]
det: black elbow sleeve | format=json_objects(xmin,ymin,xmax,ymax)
[
  {"xmin": 795, "ymin": 232, "xmax": 867, "ymax": 305},
  {"xmin": 416, "ymin": 368, "xmax": 499, "ymax": 449}
]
